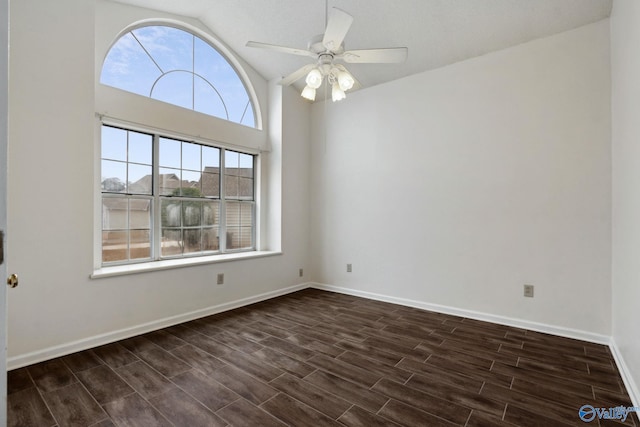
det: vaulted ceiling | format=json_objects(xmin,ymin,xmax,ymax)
[{"xmin": 113, "ymin": 0, "xmax": 612, "ymax": 93}]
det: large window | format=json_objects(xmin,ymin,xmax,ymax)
[
  {"xmin": 101, "ymin": 125, "xmax": 255, "ymax": 265},
  {"xmin": 100, "ymin": 25, "xmax": 256, "ymax": 128}
]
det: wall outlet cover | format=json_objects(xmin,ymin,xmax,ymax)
[{"xmin": 524, "ymin": 284, "xmax": 534, "ymax": 298}]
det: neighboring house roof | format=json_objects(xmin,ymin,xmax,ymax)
[{"xmin": 103, "ymin": 168, "xmax": 253, "ymax": 204}]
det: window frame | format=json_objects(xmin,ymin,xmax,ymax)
[
  {"xmin": 94, "ymin": 17, "xmax": 274, "ymax": 278},
  {"xmin": 99, "ymin": 122, "xmax": 258, "ymax": 268},
  {"xmin": 100, "ymin": 23, "xmax": 259, "ymax": 129}
]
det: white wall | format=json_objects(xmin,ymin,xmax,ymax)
[
  {"xmin": 5, "ymin": 0, "xmax": 621, "ymax": 379},
  {"xmin": 7, "ymin": 0, "xmax": 310, "ymax": 366},
  {"xmin": 310, "ymin": 20, "xmax": 612, "ymax": 336},
  {"xmin": 610, "ymin": 0, "xmax": 640, "ymax": 405}
]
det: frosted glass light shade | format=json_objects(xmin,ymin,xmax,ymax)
[
  {"xmin": 305, "ymin": 68, "xmax": 323, "ymax": 89},
  {"xmin": 301, "ymin": 85, "xmax": 316, "ymax": 101},
  {"xmin": 337, "ymin": 71, "xmax": 355, "ymax": 91},
  {"xmin": 332, "ymin": 83, "xmax": 346, "ymax": 102}
]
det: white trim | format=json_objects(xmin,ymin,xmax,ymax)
[
  {"xmin": 7, "ymin": 283, "xmax": 308, "ymax": 370},
  {"xmin": 98, "ymin": 114, "xmax": 265, "ymax": 155},
  {"xmin": 609, "ymin": 339, "xmax": 640, "ymax": 408},
  {"xmin": 310, "ymin": 283, "xmax": 610, "ymax": 344},
  {"xmin": 92, "ymin": 251, "xmax": 282, "ymax": 279}
]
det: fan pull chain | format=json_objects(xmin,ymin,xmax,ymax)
[{"xmin": 323, "ymin": 80, "xmax": 328, "ymax": 154}]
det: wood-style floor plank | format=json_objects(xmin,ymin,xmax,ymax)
[
  {"xmin": 260, "ymin": 392, "xmax": 344, "ymax": 427},
  {"xmin": 27, "ymin": 359, "xmax": 77, "ymax": 392},
  {"xmin": 216, "ymin": 397, "xmax": 287, "ymax": 427},
  {"xmin": 7, "ymin": 387, "xmax": 56, "ymax": 427},
  {"xmin": 76, "ymin": 364, "xmax": 134, "ymax": 405},
  {"xmin": 338, "ymin": 405, "xmax": 402, "ymax": 427},
  {"xmin": 114, "ymin": 361, "xmax": 176, "ymax": 399},
  {"xmin": 6, "ymin": 289, "xmax": 636, "ymax": 427},
  {"xmin": 168, "ymin": 343, "xmax": 227, "ymax": 376},
  {"xmin": 42, "ymin": 382, "xmax": 108, "ymax": 426},
  {"xmin": 304, "ymin": 369, "xmax": 389, "ymax": 413},
  {"xmin": 208, "ymin": 364, "xmax": 279, "ymax": 405},
  {"xmin": 103, "ymin": 393, "xmax": 172, "ymax": 427},
  {"xmin": 147, "ymin": 387, "xmax": 227, "ymax": 427},
  {"xmin": 270, "ymin": 372, "xmax": 352, "ymax": 419},
  {"xmin": 7, "ymin": 367, "xmax": 34, "ymax": 395},
  {"xmin": 170, "ymin": 368, "xmax": 240, "ymax": 411}
]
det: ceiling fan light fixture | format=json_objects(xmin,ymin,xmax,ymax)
[
  {"xmin": 248, "ymin": 5, "xmax": 408, "ymax": 102},
  {"xmin": 301, "ymin": 85, "xmax": 316, "ymax": 101},
  {"xmin": 305, "ymin": 68, "xmax": 323, "ymax": 89},
  {"xmin": 337, "ymin": 70, "xmax": 355, "ymax": 91},
  {"xmin": 332, "ymin": 82, "xmax": 346, "ymax": 102}
]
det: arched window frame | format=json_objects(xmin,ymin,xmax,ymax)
[
  {"xmin": 100, "ymin": 20, "xmax": 262, "ymax": 130},
  {"xmin": 93, "ymin": 16, "xmax": 272, "ymax": 276}
]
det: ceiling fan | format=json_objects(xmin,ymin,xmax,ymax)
[{"xmin": 246, "ymin": 4, "xmax": 408, "ymax": 102}]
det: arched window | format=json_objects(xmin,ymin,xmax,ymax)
[
  {"xmin": 101, "ymin": 25, "xmax": 256, "ymax": 128},
  {"xmin": 96, "ymin": 22, "xmax": 261, "ymax": 270}
]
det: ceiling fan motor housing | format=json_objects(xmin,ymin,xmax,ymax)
[
  {"xmin": 318, "ymin": 53, "xmax": 335, "ymax": 75},
  {"xmin": 308, "ymin": 33, "xmax": 344, "ymax": 55}
]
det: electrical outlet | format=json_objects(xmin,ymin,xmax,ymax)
[
  {"xmin": 299, "ymin": 268, "xmax": 303, "ymax": 277},
  {"xmin": 217, "ymin": 273, "xmax": 224, "ymax": 285},
  {"xmin": 347, "ymin": 263, "xmax": 352, "ymax": 273},
  {"xmin": 524, "ymin": 284, "xmax": 534, "ymax": 298}
]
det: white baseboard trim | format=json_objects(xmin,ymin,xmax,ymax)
[
  {"xmin": 609, "ymin": 339, "xmax": 640, "ymax": 408},
  {"xmin": 7, "ymin": 283, "xmax": 310, "ymax": 370},
  {"xmin": 310, "ymin": 283, "xmax": 610, "ymax": 344}
]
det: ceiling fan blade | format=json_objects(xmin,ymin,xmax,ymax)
[
  {"xmin": 322, "ymin": 7, "xmax": 354, "ymax": 52},
  {"xmin": 279, "ymin": 63, "xmax": 316, "ymax": 86},
  {"xmin": 341, "ymin": 47, "xmax": 408, "ymax": 64},
  {"xmin": 246, "ymin": 41, "xmax": 315, "ymax": 58}
]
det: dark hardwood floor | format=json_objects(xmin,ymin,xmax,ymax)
[{"xmin": 7, "ymin": 288, "xmax": 638, "ymax": 426}]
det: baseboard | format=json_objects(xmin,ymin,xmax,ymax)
[
  {"xmin": 609, "ymin": 339, "xmax": 640, "ymax": 408},
  {"xmin": 310, "ymin": 283, "xmax": 610, "ymax": 345},
  {"xmin": 7, "ymin": 283, "xmax": 310, "ymax": 370}
]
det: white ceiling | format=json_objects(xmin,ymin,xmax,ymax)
[{"xmin": 113, "ymin": 0, "xmax": 612, "ymax": 93}]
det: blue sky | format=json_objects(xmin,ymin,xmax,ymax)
[{"xmin": 101, "ymin": 25, "xmax": 255, "ymax": 127}]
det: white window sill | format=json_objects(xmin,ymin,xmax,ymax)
[{"xmin": 91, "ymin": 251, "xmax": 282, "ymax": 279}]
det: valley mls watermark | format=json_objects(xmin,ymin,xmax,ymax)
[{"xmin": 578, "ymin": 404, "xmax": 640, "ymax": 423}]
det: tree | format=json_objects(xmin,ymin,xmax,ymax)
[
  {"xmin": 161, "ymin": 187, "xmax": 210, "ymax": 253},
  {"xmin": 101, "ymin": 177, "xmax": 125, "ymax": 192}
]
